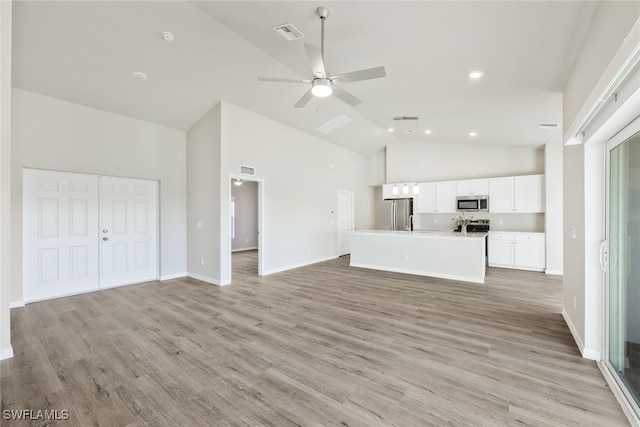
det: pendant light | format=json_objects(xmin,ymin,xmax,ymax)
[
  {"xmin": 413, "ymin": 182, "xmax": 419, "ymax": 194},
  {"xmin": 392, "ymin": 184, "xmax": 399, "ymax": 195},
  {"xmin": 402, "ymin": 183, "xmax": 409, "ymax": 195}
]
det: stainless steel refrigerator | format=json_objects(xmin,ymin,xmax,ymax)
[{"xmin": 378, "ymin": 198, "xmax": 413, "ymax": 231}]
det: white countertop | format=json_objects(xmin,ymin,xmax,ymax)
[{"xmin": 353, "ymin": 229, "xmax": 487, "ymax": 240}]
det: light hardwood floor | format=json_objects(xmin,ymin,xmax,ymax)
[{"xmin": 1, "ymin": 251, "xmax": 629, "ymax": 426}]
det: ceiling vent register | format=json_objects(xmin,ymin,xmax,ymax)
[
  {"xmin": 240, "ymin": 165, "xmax": 256, "ymax": 176},
  {"xmin": 273, "ymin": 23, "xmax": 305, "ymax": 41}
]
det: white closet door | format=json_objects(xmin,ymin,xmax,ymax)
[
  {"xmin": 23, "ymin": 169, "xmax": 99, "ymax": 302},
  {"xmin": 99, "ymin": 176, "xmax": 158, "ymax": 288}
]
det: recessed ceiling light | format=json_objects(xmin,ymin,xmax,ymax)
[
  {"xmin": 469, "ymin": 71, "xmax": 484, "ymax": 79},
  {"xmin": 469, "ymin": 132, "xmax": 478, "ymax": 137},
  {"xmin": 132, "ymin": 71, "xmax": 148, "ymax": 81},
  {"xmin": 388, "ymin": 127, "xmax": 394, "ymax": 132},
  {"xmin": 424, "ymin": 130, "xmax": 432, "ymax": 135},
  {"xmin": 161, "ymin": 31, "xmax": 174, "ymax": 42}
]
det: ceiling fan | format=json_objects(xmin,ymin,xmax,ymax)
[{"xmin": 258, "ymin": 6, "xmax": 387, "ymax": 108}]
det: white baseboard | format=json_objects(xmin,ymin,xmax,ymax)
[
  {"xmin": 562, "ymin": 308, "xmax": 600, "ymax": 361},
  {"xmin": 232, "ymin": 247, "xmax": 258, "ymax": 253},
  {"xmin": 261, "ymin": 256, "xmax": 337, "ymax": 276},
  {"xmin": 545, "ymin": 269, "xmax": 564, "ymax": 275},
  {"xmin": 0, "ymin": 347, "xmax": 14, "ymax": 360},
  {"xmin": 159, "ymin": 272, "xmax": 187, "ymax": 281},
  {"xmin": 187, "ymin": 272, "xmax": 231, "ymax": 286},
  {"xmin": 10, "ymin": 300, "xmax": 25, "ymax": 309}
]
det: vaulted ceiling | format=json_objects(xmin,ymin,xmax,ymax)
[{"xmin": 11, "ymin": 1, "xmax": 599, "ymax": 155}]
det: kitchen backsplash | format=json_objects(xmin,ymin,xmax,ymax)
[{"xmin": 414, "ymin": 212, "xmax": 545, "ymax": 233}]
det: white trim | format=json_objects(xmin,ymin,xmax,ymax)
[
  {"xmin": 231, "ymin": 247, "xmax": 258, "ymax": 253},
  {"xmin": 187, "ymin": 272, "xmax": 231, "ymax": 286},
  {"xmin": 562, "ymin": 308, "xmax": 601, "ymax": 361},
  {"xmin": 159, "ymin": 272, "xmax": 187, "ymax": 281},
  {"xmin": 583, "ymin": 348, "xmax": 601, "ymax": 361},
  {"xmin": 9, "ymin": 300, "xmax": 24, "ymax": 309},
  {"xmin": 262, "ymin": 256, "xmax": 337, "ymax": 276},
  {"xmin": 598, "ymin": 362, "xmax": 640, "ymax": 426},
  {"xmin": 350, "ymin": 262, "xmax": 484, "ymax": 284},
  {"xmin": 0, "ymin": 347, "xmax": 13, "ymax": 360},
  {"xmin": 545, "ymin": 269, "xmax": 564, "ymax": 276},
  {"xmin": 565, "ymin": 18, "xmax": 640, "ymax": 143}
]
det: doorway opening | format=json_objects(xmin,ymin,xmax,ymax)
[{"xmin": 228, "ymin": 176, "xmax": 263, "ymax": 282}]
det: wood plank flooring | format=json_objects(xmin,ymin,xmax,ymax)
[{"xmin": 1, "ymin": 251, "xmax": 629, "ymax": 426}]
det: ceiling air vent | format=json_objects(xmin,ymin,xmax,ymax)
[
  {"xmin": 240, "ymin": 165, "xmax": 255, "ymax": 176},
  {"xmin": 316, "ymin": 115, "xmax": 352, "ymax": 134},
  {"xmin": 273, "ymin": 23, "xmax": 305, "ymax": 41},
  {"xmin": 537, "ymin": 123, "xmax": 559, "ymax": 129}
]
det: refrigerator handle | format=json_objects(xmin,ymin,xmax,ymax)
[
  {"xmin": 391, "ymin": 200, "xmax": 396, "ymax": 230},
  {"xmin": 409, "ymin": 214, "xmax": 413, "ymax": 231}
]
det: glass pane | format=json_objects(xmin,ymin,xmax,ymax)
[{"xmin": 609, "ymin": 130, "xmax": 640, "ymax": 406}]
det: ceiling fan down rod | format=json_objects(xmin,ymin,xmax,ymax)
[{"xmin": 317, "ymin": 6, "xmax": 330, "ymax": 64}]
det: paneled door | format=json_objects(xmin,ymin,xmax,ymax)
[
  {"xmin": 23, "ymin": 170, "xmax": 159, "ymax": 302},
  {"xmin": 23, "ymin": 169, "xmax": 100, "ymax": 302},
  {"xmin": 99, "ymin": 176, "xmax": 158, "ymax": 288}
]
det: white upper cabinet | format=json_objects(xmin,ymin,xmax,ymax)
[
  {"xmin": 489, "ymin": 174, "xmax": 544, "ymax": 213},
  {"xmin": 435, "ymin": 181, "xmax": 457, "ymax": 213},
  {"xmin": 415, "ymin": 182, "xmax": 436, "ymax": 213},
  {"xmin": 456, "ymin": 179, "xmax": 489, "ymax": 196},
  {"xmin": 415, "ymin": 181, "xmax": 457, "ymax": 213}
]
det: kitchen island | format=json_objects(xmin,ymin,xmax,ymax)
[{"xmin": 350, "ymin": 230, "xmax": 487, "ymax": 284}]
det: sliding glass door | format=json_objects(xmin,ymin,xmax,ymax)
[{"xmin": 606, "ymin": 122, "xmax": 640, "ymax": 417}]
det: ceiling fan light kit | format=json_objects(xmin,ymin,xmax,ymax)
[
  {"xmin": 311, "ymin": 78, "xmax": 333, "ymax": 97},
  {"xmin": 257, "ymin": 6, "xmax": 386, "ymax": 108}
]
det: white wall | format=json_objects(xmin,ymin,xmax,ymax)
[
  {"xmin": 219, "ymin": 101, "xmax": 375, "ymax": 280},
  {"xmin": 0, "ymin": 0, "xmax": 13, "ymax": 359},
  {"xmin": 231, "ymin": 180, "xmax": 258, "ymax": 251},
  {"xmin": 186, "ymin": 103, "xmax": 223, "ymax": 284},
  {"xmin": 545, "ymin": 137, "xmax": 564, "ymax": 274},
  {"xmin": 563, "ymin": 143, "xmax": 586, "ymax": 350},
  {"xmin": 386, "ymin": 140, "xmax": 544, "ymax": 183},
  {"xmin": 11, "ymin": 89, "xmax": 188, "ymax": 302},
  {"xmin": 561, "ymin": 6, "xmax": 640, "ymax": 360},
  {"xmin": 563, "ymin": 1, "xmax": 640, "ymax": 133}
]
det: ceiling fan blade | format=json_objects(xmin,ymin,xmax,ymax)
[
  {"xmin": 304, "ymin": 43, "xmax": 327, "ymax": 78},
  {"xmin": 258, "ymin": 77, "xmax": 311, "ymax": 83},
  {"xmin": 332, "ymin": 87, "xmax": 362, "ymax": 107},
  {"xmin": 294, "ymin": 89, "xmax": 315, "ymax": 108},
  {"xmin": 331, "ymin": 66, "xmax": 386, "ymax": 84}
]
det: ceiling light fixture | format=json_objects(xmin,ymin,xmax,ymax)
[
  {"xmin": 402, "ymin": 184, "xmax": 409, "ymax": 195},
  {"xmin": 424, "ymin": 130, "xmax": 432, "ymax": 135},
  {"xmin": 233, "ymin": 179, "xmax": 243, "ymax": 186},
  {"xmin": 388, "ymin": 127, "xmax": 395, "ymax": 133},
  {"xmin": 469, "ymin": 70, "xmax": 484, "ymax": 79},
  {"xmin": 392, "ymin": 184, "xmax": 399, "ymax": 195},
  {"xmin": 413, "ymin": 182, "xmax": 420, "ymax": 194},
  {"xmin": 311, "ymin": 78, "xmax": 333, "ymax": 97},
  {"xmin": 469, "ymin": 132, "xmax": 478, "ymax": 137}
]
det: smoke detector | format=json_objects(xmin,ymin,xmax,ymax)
[{"xmin": 161, "ymin": 31, "xmax": 174, "ymax": 42}]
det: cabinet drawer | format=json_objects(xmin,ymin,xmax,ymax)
[
  {"xmin": 488, "ymin": 232, "xmax": 515, "ymax": 241},
  {"xmin": 515, "ymin": 233, "xmax": 545, "ymax": 242}
]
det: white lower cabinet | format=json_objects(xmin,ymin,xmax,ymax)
[{"xmin": 488, "ymin": 232, "xmax": 545, "ymax": 271}]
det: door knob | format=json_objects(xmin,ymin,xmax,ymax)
[
  {"xmin": 102, "ymin": 237, "xmax": 108, "ymax": 241},
  {"xmin": 102, "ymin": 229, "xmax": 108, "ymax": 233}
]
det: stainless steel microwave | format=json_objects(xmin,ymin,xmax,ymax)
[{"xmin": 456, "ymin": 195, "xmax": 489, "ymax": 212}]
